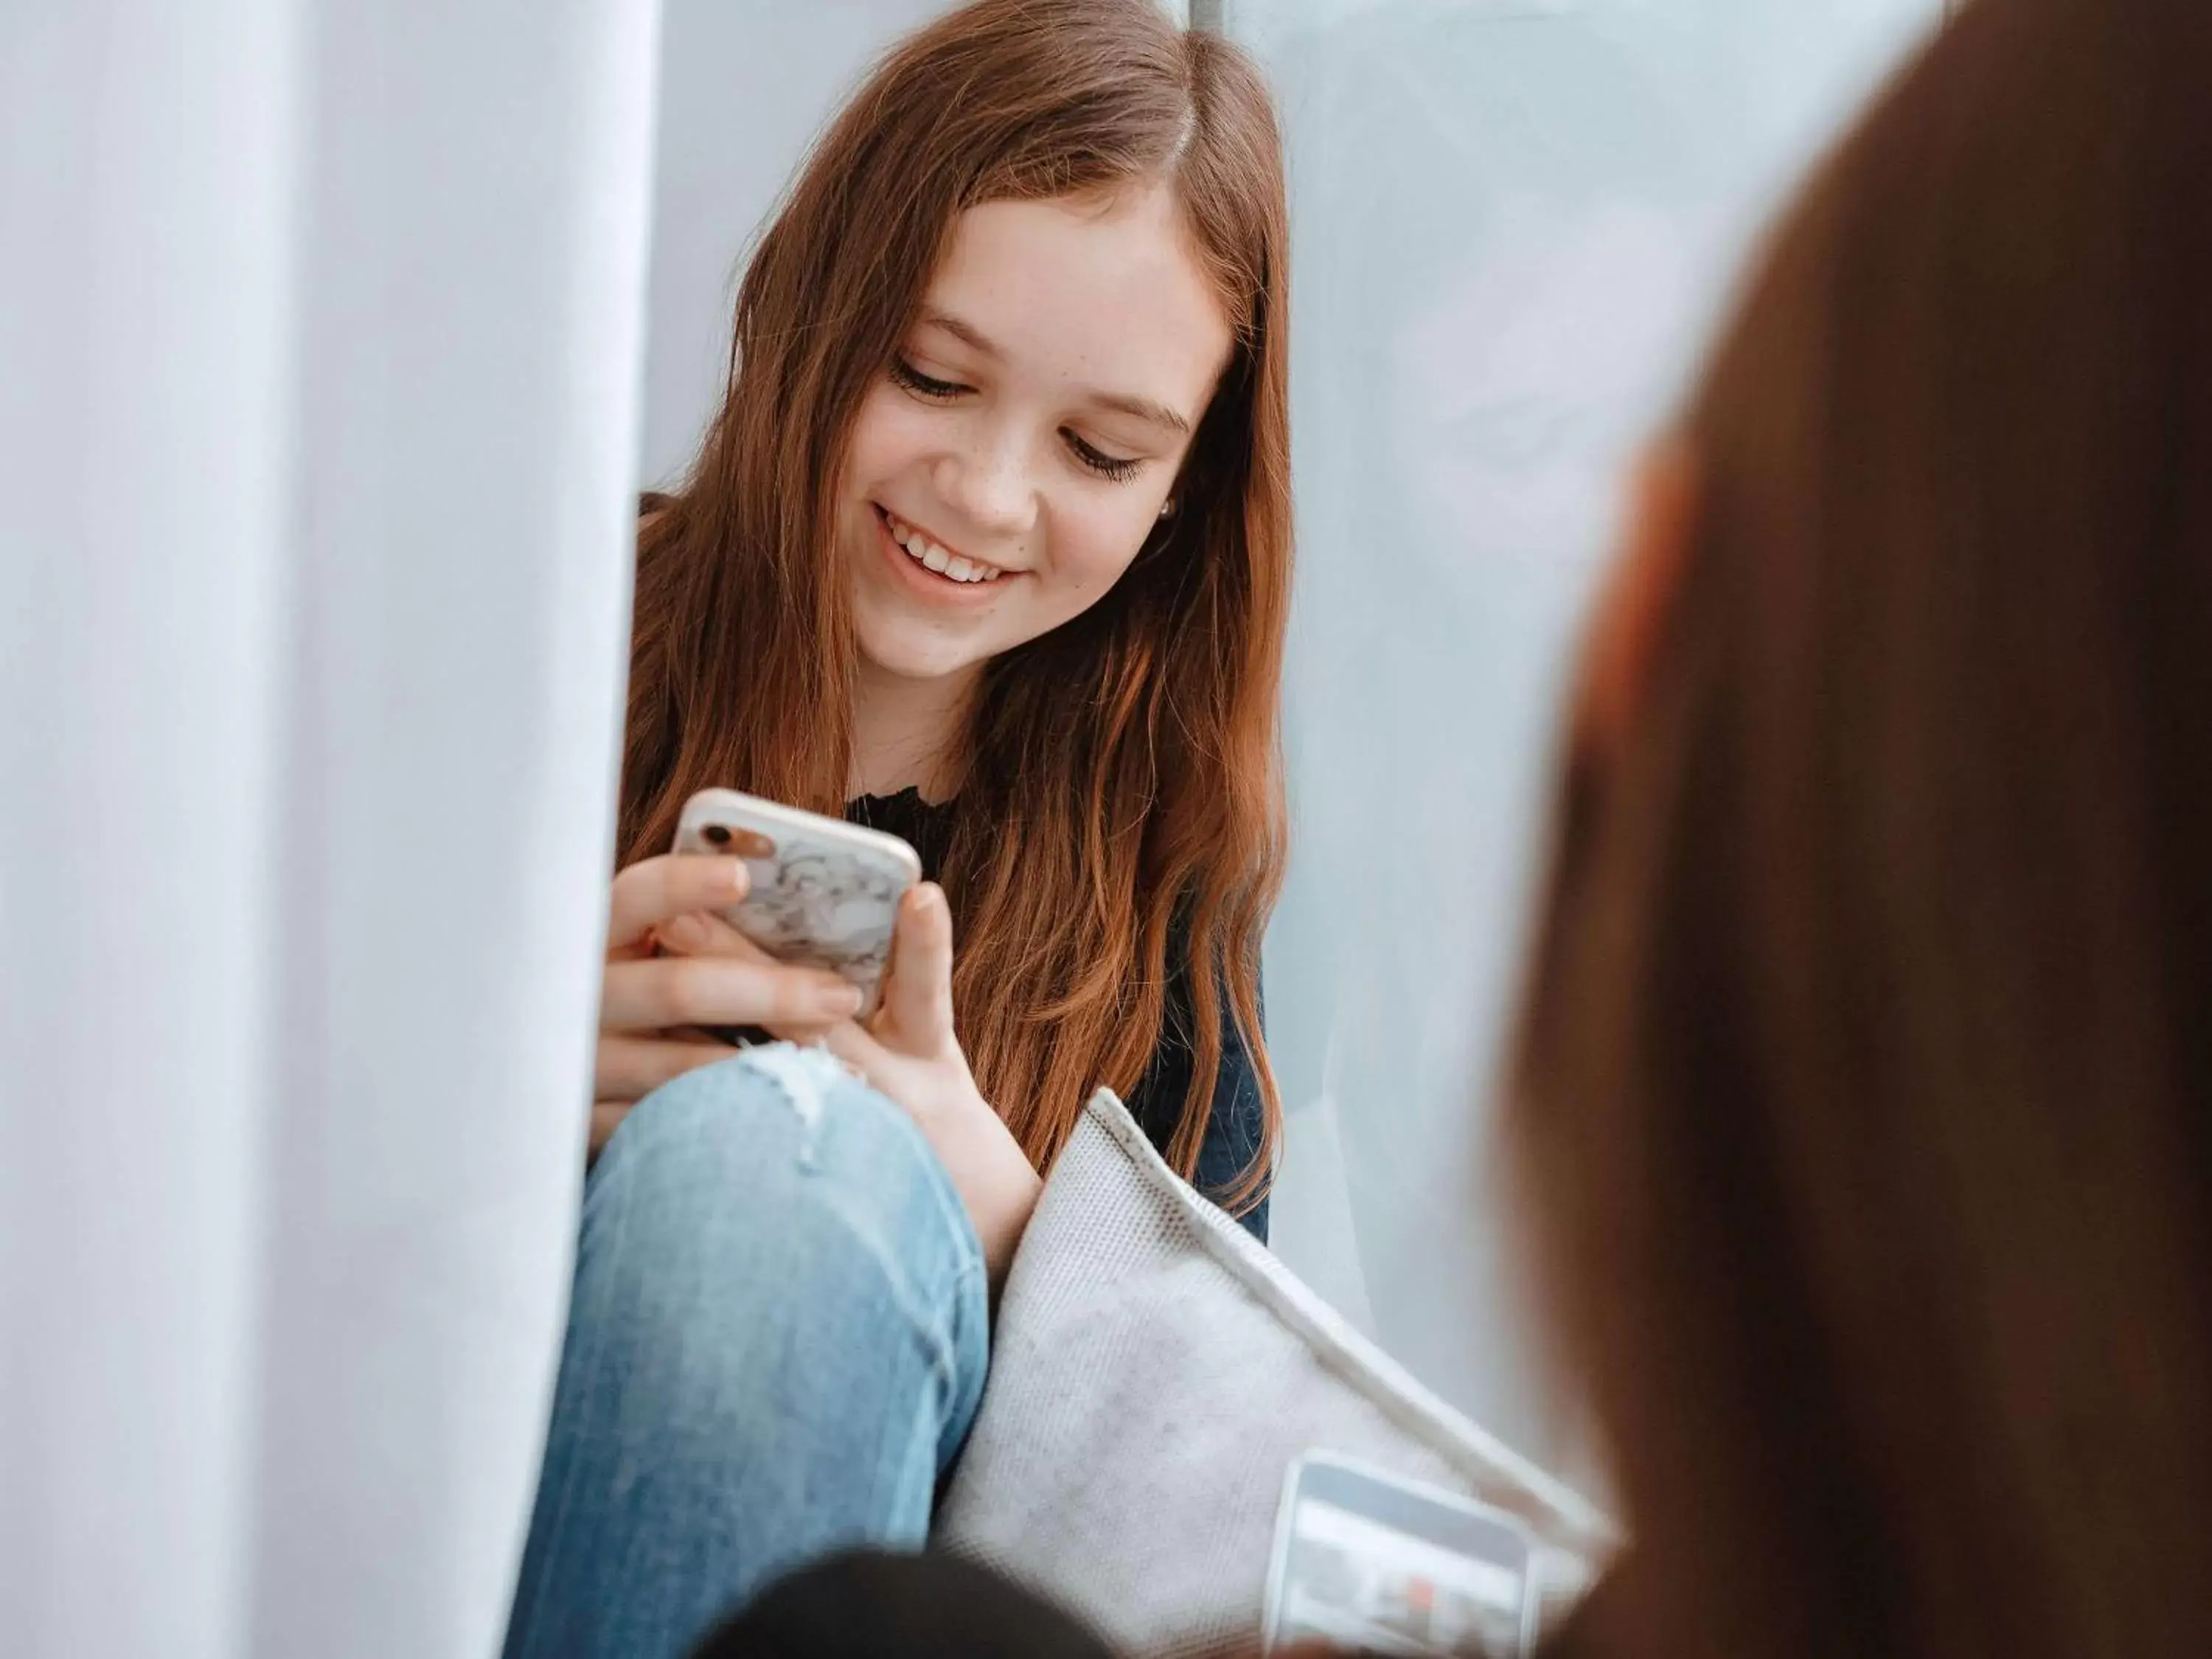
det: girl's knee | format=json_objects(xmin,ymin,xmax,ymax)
[{"xmin": 584, "ymin": 1044, "xmax": 983, "ymax": 1315}]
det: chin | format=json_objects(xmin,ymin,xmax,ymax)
[{"xmin": 852, "ymin": 618, "xmax": 994, "ymax": 684}]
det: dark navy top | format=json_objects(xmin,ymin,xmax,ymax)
[{"xmin": 848, "ymin": 788, "xmax": 1270, "ymax": 1243}]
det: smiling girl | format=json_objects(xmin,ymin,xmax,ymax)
[
  {"xmin": 503, "ymin": 4, "xmax": 1293, "ymax": 1654},
  {"xmin": 605, "ymin": 0, "xmax": 1288, "ymax": 1231}
]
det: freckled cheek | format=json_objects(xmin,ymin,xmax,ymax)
[
  {"xmin": 1046, "ymin": 511, "xmax": 1159, "ymax": 599},
  {"xmin": 845, "ymin": 390, "xmax": 950, "ymax": 484}
]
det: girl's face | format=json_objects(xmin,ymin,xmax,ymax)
[{"xmin": 839, "ymin": 184, "xmax": 1234, "ymax": 685}]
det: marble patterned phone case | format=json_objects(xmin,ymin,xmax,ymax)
[{"xmin": 672, "ymin": 788, "xmax": 922, "ymax": 1018}]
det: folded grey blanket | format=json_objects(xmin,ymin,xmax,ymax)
[{"xmin": 936, "ymin": 1089, "xmax": 1615, "ymax": 1658}]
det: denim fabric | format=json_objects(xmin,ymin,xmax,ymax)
[{"xmin": 502, "ymin": 1046, "xmax": 990, "ymax": 1659}]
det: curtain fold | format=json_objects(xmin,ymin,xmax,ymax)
[{"xmin": 0, "ymin": 2, "xmax": 661, "ymax": 1654}]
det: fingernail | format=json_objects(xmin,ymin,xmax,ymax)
[
  {"xmin": 815, "ymin": 980, "xmax": 864, "ymax": 1017},
  {"xmin": 726, "ymin": 859, "xmax": 749, "ymax": 897},
  {"xmin": 660, "ymin": 914, "xmax": 706, "ymax": 950}
]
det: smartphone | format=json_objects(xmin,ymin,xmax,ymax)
[
  {"xmin": 671, "ymin": 787, "xmax": 922, "ymax": 1018},
  {"xmin": 1263, "ymin": 1453, "xmax": 1539, "ymax": 1658}
]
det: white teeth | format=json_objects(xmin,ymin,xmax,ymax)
[{"xmin": 885, "ymin": 509, "xmax": 1001, "ymax": 583}]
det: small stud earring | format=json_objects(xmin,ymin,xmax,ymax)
[{"xmin": 1158, "ymin": 497, "xmax": 1175, "ymax": 518}]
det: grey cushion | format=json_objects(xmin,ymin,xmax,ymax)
[{"xmin": 935, "ymin": 1090, "xmax": 1615, "ymax": 1658}]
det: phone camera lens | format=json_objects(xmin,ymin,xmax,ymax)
[{"xmin": 703, "ymin": 824, "xmax": 732, "ymax": 846}]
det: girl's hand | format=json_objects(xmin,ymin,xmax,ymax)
[
  {"xmin": 823, "ymin": 884, "xmax": 1043, "ymax": 1293},
  {"xmin": 592, "ymin": 854, "xmax": 863, "ymax": 1152}
]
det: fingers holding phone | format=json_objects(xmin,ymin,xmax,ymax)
[
  {"xmin": 624, "ymin": 790, "xmax": 1043, "ymax": 1287},
  {"xmin": 592, "ymin": 852, "xmax": 863, "ymax": 1152}
]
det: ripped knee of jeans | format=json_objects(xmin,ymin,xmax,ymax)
[{"xmin": 726, "ymin": 1041, "xmax": 851, "ymax": 1168}]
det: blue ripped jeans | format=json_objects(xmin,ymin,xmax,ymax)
[{"xmin": 501, "ymin": 1046, "xmax": 991, "ymax": 1659}]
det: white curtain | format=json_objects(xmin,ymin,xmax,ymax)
[{"xmin": 0, "ymin": 1, "xmax": 661, "ymax": 1654}]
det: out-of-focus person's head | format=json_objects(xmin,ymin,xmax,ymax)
[
  {"xmin": 1513, "ymin": 1, "xmax": 2212, "ymax": 1656},
  {"xmin": 690, "ymin": 1551, "xmax": 1116, "ymax": 1659}
]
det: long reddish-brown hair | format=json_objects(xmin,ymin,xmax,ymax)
[
  {"xmin": 620, "ymin": 0, "xmax": 1290, "ymax": 1203},
  {"xmin": 1514, "ymin": 0, "xmax": 2212, "ymax": 1656}
]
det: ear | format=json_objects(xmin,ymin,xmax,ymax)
[{"xmin": 1573, "ymin": 441, "xmax": 1700, "ymax": 760}]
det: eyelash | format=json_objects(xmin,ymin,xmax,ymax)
[
  {"xmin": 1065, "ymin": 434, "xmax": 1142, "ymax": 484},
  {"xmin": 888, "ymin": 355, "xmax": 965, "ymax": 401},
  {"xmin": 888, "ymin": 355, "xmax": 1144, "ymax": 484}
]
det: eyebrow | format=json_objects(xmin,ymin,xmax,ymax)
[{"xmin": 917, "ymin": 306, "xmax": 1194, "ymax": 437}]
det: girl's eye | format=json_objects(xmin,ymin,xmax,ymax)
[
  {"xmin": 1065, "ymin": 431, "xmax": 1142, "ymax": 483},
  {"xmin": 890, "ymin": 354, "xmax": 1141, "ymax": 483},
  {"xmin": 888, "ymin": 356, "xmax": 967, "ymax": 400}
]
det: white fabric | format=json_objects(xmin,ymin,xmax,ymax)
[
  {"xmin": 936, "ymin": 1090, "xmax": 1614, "ymax": 1658},
  {"xmin": 0, "ymin": 3, "xmax": 661, "ymax": 1655}
]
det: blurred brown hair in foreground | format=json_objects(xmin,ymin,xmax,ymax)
[{"xmin": 1512, "ymin": 0, "xmax": 2212, "ymax": 1658}]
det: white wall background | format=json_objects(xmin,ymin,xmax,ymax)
[
  {"xmin": 641, "ymin": 0, "xmax": 1943, "ymax": 1468},
  {"xmin": 1238, "ymin": 0, "xmax": 1944, "ymax": 1468}
]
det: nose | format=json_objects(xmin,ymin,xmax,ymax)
[{"xmin": 933, "ymin": 421, "xmax": 1037, "ymax": 543}]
